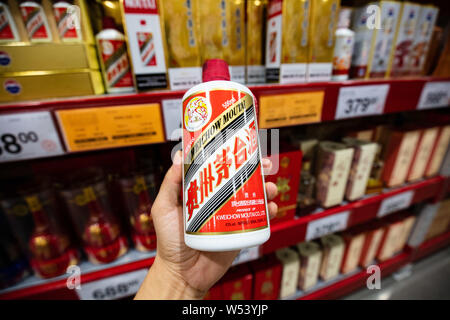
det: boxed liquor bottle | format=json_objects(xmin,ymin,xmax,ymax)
[
  {"xmin": 381, "ymin": 129, "xmax": 420, "ymax": 187},
  {"xmin": 246, "ymin": 0, "xmax": 267, "ymax": 84},
  {"xmin": 221, "ymin": 265, "xmax": 253, "ymax": 300},
  {"xmin": 318, "ymin": 234, "xmax": 345, "ymax": 281},
  {"xmin": 296, "ymin": 241, "xmax": 322, "ymax": 291},
  {"xmin": 265, "ymin": 150, "xmax": 302, "ymax": 223},
  {"xmin": 275, "ymin": 247, "xmax": 300, "ymax": 298},
  {"xmin": 343, "ymin": 138, "xmax": 378, "ymax": 201},
  {"xmin": 316, "ymin": 142, "xmax": 354, "ymax": 208},
  {"xmin": 424, "ymin": 199, "xmax": 450, "ymax": 241},
  {"xmin": 298, "ymin": 139, "xmax": 318, "ymax": 215},
  {"xmin": 408, "ymin": 5, "xmax": 439, "ymax": 76},
  {"xmin": 120, "ymin": 0, "xmax": 168, "ymax": 90},
  {"xmin": 359, "ymin": 225, "xmax": 385, "ymax": 268},
  {"xmin": 406, "ymin": 127, "xmax": 439, "ymax": 182},
  {"xmin": 376, "ymin": 217, "xmax": 404, "ymax": 261},
  {"xmin": 395, "ymin": 214, "xmax": 416, "ymax": 253},
  {"xmin": 340, "ymin": 230, "xmax": 366, "ymax": 274},
  {"xmin": 265, "ymin": 0, "xmax": 311, "ymax": 84},
  {"xmin": 390, "ymin": 2, "xmax": 422, "ymax": 77},
  {"xmin": 425, "ymin": 125, "xmax": 450, "ymax": 177},
  {"xmin": 250, "ymin": 254, "xmax": 282, "ymax": 300},
  {"xmin": 307, "ymin": 0, "xmax": 339, "ymax": 82},
  {"xmin": 161, "ymin": 0, "xmax": 202, "ymax": 90}
]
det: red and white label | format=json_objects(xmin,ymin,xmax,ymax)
[
  {"xmin": 20, "ymin": 3, "xmax": 52, "ymax": 41},
  {"xmin": 0, "ymin": 3, "xmax": 19, "ymax": 41},
  {"xmin": 98, "ymin": 39, "xmax": 134, "ymax": 89},
  {"xmin": 182, "ymin": 90, "xmax": 268, "ymax": 235},
  {"xmin": 53, "ymin": 3, "xmax": 81, "ymax": 40},
  {"xmin": 265, "ymin": 0, "xmax": 282, "ymax": 69}
]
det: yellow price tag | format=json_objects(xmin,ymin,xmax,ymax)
[
  {"xmin": 259, "ymin": 91, "xmax": 324, "ymax": 128},
  {"xmin": 56, "ymin": 104, "xmax": 165, "ymax": 152}
]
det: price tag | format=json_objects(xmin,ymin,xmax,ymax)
[
  {"xmin": 335, "ymin": 84, "xmax": 390, "ymax": 119},
  {"xmin": 417, "ymin": 82, "xmax": 450, "ymax": 109},
  {"xmin": 0, "ymin": 111, "xmax": 64, "ymax": 163},
  {"xmin": 377, "ymin": 190, "xmax": 414, "ymax": 218},
  {"xmin": 231, "ymin": 246, "xmax": 260, "ymax": 266},
  {"xmin": 76, "ymin": 269, "xmax": 148, "ymax": 300},
  {"xmin": 56, "ymin": 104, "xmax": 165, "ymax": 152},
  {"xmin": 162, "ymin": 99, "xmax": 182, "ymax": 141},
  {"xmin": 259, "ymin": 91, "xmax": 324, "ymax": 128},
  {"xmin": 306, "ymin": 211, "xmax": 350, "ymax": 241}
]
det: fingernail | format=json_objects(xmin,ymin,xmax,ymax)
[{"xmin": 173, "ymin": 150, "xmax": 182, "ymax": 165}]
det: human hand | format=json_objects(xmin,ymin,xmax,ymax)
[{"xmin": 134, "ymin": 150, "xmax": 278, "ymax": 300}]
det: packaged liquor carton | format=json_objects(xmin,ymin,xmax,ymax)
[
  {"xmin": 343, "ymin": 138, "xmax": 378, "ymax": 201},
  {"xmin": 381, "ymin": 129, "xmax": 420, "ymax": 188},
  {"xmin": 221, "ymin": 265, "xmax": 253, "ymax": 300},
  {"xmin": 424, "ymin": 199, "xmax": 450, "ymax": 241},
  {"xmin": 376, "ymin": 218, "xmax": 404, "ymax": 261},
  {"xmin": 425, "ymin": 125, "xmax": 450, "ymax": 177},
  {"xmin": 316, "ymin": 141, "xmax": 354, "ymax": 208},
  {"xmin": 359, "ymin": 225, "xmax": 385, "ymax": 268},
  {"xmin": 307, "ymin": 0, "xmax": 339, "ymax": 82},
  {"xmin": 250, "ymin": 254, "xmax": 282, "ymax": 300},
  {"xmin": 296, "ymin": 241, "xmax": 322, "ymax": 291},
  {"xmin": 120, "ymin": 0, "xmax": 168, "ymax": 90},
  {"xmin": 390, "ymin": 2, "xmax": 421, "ymax": 77},
  {"xmin": 406, "ymin": 127, "xmax": 439, "ymax": 182},
  {"xmin": 275, "ymin": 247, "xmax": 300, "ymax": 298},
  {"xmin": 265, "ymin": 0, "xmax": 311, "ymax": 84},
  {"xmin": 162, "ymin": 0, "xmax": 202, "ymax": 90},
  {"xmin": 319, "ymin": 234, "xmax": 345, "ymax": 281},
  {"xmin": 408, "ymin": 5, "xmax": 439, "ymax": 76},
  {"xmin": 265, "ymin": 150, "xmax": 302, "ymax": 224},
  {"xmin": 395, "ymin": 214, "xmax": 416, "ymax": 253},
  {"xmin": 366, "ymin": 1, "xmax": 402, "ymax": 78},
  {"xmin": 246, "ymin": 0, "xmax": 267, "ymax": 84},
  {"xmin": 341, "ymin": 230, "xmax": 366, "ymax": 274}
]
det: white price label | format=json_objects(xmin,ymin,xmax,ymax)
[
  {"xmin": 162, "ymin": 99, "xmax": 182, "ymax": 141},
  {"xmin": 76, "ymin": 269, "xmax": 147, "ymax": 300},
  {"xmin": 0, "ymin": 111, "xmax": 64, "ymax": 163},
  {"xmin": 335, "ymin": 84, "xmax": 390, "ymax": 119},
  {"xmin": 306, "ymin": 211, "xmax": 350, "ymax": 241},
  {"xmin": 417, "ymin": 82, "xmax": 450, "ymax": 109},
  {"xmin": 377, "ymin": 190, "xmax": 414, "ymax": 218},
  {"xmin": 232, "ymin": 246, "xmax": 260, "ymax": 266}
]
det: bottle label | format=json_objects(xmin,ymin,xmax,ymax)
[
  {"xmin": 182, "ymin": 89, "xmax": 268, "ymax": 235},
  {"xmin": 98, "ymin": 39, "xmax": 134, "ymax": 89},
  {"xmin": 53, "ymin": 3, "xmax": 81, "ymax": 40},
  {"xmin": 0, "ymin": 3, "xmax": 19, "ymax": 41},
  {"xmin": 20, "ymin": 3, "xmax": 51, "ymax": 40},
  {"xmin": 332, "ymin": 34, "xmax": 354, "ymax": 75}
]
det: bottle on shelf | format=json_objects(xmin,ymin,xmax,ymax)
[
  {"xmin": 19, "ymin": 0, "xmax": 53, "ymax": 42},
  {"xmin": 365, "ymin": 144, "xmax": 385, "ymax": 194},
  {"xmin": 52, "ymin": 0, "xmax": 82, "ymax": 42},
  {"xmin": 332, "ymin": 7, "xmax": 355, "ymax": 81}
]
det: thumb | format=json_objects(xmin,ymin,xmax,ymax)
[{"xmin": 155, "ymin": 150, "xmax": 183, "ymax": 208}]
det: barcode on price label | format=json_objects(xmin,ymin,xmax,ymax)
[
  {"xmin": 377, "ymin": 190, "xmax": 414, "ymax": 218},
  {"xmin": 76, "ymin": 269, "xmax": 148, "ymax": 300},
  {"xmin": 306, "ymin": 211, "xmax": 350, "ymax": 241},
  {"xmin": 232, "ymin": 246, "xmax": 260, "ymax": 266},
  {"xmin": 417, "ymin": 82, "xmax": 450, "ymax": 109},
  {"xmin": 0, "ymin": 111, "xmax": 64, "ymax": 163},
  {"xmin": 335, "ymin": 84, "xmax": 390, "ymax": 119}
]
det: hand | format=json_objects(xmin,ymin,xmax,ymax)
[{"xmin": 135, "ymin": 150, "xmax": 278, "ymax": 300}]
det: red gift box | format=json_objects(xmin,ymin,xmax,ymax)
[
  {"xmin": 250, "ymin": 254, "xmax": 282, "ymax": 300},
  {"xmin": 221, "ymin": 265, "xmax": 253, "ymax": 300},
  {"xmin": 204, "ymin": 283, "xmax": 223, "ymax": 300}
]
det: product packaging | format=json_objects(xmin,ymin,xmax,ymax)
[
  {"xmin": 316, "ymin": 141, "xmax": 354, "ymax": 208},
  {"xmin": 246, "ymin": 0, "xmax": 267, "ymax": 84},
  {"xmin": 340, "ymin": 230, "xmax": 366, "ymax": 274},
  {"xmin": 182, "ymin": 59, "xmax": 270, "ymax": 251},
  {"xmin": 425, "ymin": 125, "xmax": 450, "ymax": 177},
  {"xmin": 52, "ymin": 0, "xmax": 82, "ymax": 42},
  {"xmin": 424, "ymin": 199, "xmax": 450, "ymax": 241},
  {"xmin": 332, "ymin": 7, "xmax": 354, "ymax": 81},
  {"xmin": 120, "ymin": 0, "xmax": 168, "ymax": 90},
  {"xmin": 264, "ymin": 150, "xmax": 302, "ymax": 224},
  {"xmin": 395, "ymin": 215, "xmax": 416, "ymax": 252},
  {"xmin": 297, "ymin": 139, "xmax": 318, "ymax": 215},
  {"xmin": 19, "ymin": 0, "xmax": 52, "ymax": 42},
  {"xmin": 307, "ymin": 0, "xmax": 339, "ymax": 82},
  {"xmin": 376, "ymin": 218, "xmax": 404, "ymax": 261},
  {"xmin": 296, "ymin": 241, "xmax": 322, "ymax": 291},
  {"xmin": 162, "ymin": 0, "xmax": 202, "ymax": 90},
  {"xmin": 250, "ymin": 253, "xmax": 282, "ymax": 300},
  {"xmin": 0, "ymin": 0, "xmax": 20, "ymax": 42},
  {"xmin": 319, "ymin": 234, "xmax": 345, "ymax": 281},
  {"xmin": 275, "ymin": 247, "xmax": 300, "ymax": 298},
  {"xmin": 221, "ymin": 265, "xmax": 253, "ymax": 300},
  {"xmin": 406, "ymin": 127, "xmax": 439, "ymax": 182},
  {"xmin": 359, "ymin": 225, "xmax": 385, "ymax": 268},
  {"xmin": 390, "ymin": 2, "xmax": 421, "ymax": 77}
]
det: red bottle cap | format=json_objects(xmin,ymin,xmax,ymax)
[
  {"xmin": 202, "ymin": 59, "xmax": 230, "ymax": 82},
  {"xmin": 102, "ymin": 17, "xmax": 117, "ymax": 30}
]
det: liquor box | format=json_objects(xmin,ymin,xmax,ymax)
[
  {"xmin": 340, "ymin": 230, "xmax": 366, "ymax": 274},
  {"xmin": 250, "ymin": 254, "xmax": 282, "ymax": 300},
  {"xmin": 296, "ymin": 241, "xmax": 322, "ymax": 291},
  {"xmin": 318, "ymin": 234, "xmax": 345, "ymax": 281},
  {"xmin": 376, "ymin": 218, "xmax": 404, "ymax": 261},
  {"xmin": 395, "ymin": 215, "xmax": 416, "ymax": 253},
  {"xmin": 316, "ymin": 141, "xmax": 354, "ymax": 208},
  {"xmin": 204, "ymin": 283, "xmax": 223, "ymax": 300},
  {"xmin": 408, "ymin": 203, "xmax": 439, "ymax": 248},
  {"xmin": 265, "ymin": 150, "xmax": 302, "ymax": 223},
  {"xmin": 390, "ymin": 2, "xmax": 422, "ymax": 77},
  {"xmin": 407, "ymin": 127, "xmax": 439, "ymax": 182},
  {"xmin": 425, "ymin": 199, "xmax": 450, "ymax": 241},
  {"xmin": 343, "ymin": 138, "xmax": 378, "ymax": 201},
  {"xmin": 359, "ymin": 225, "xmax": 385, "ymax": 268},
  {"xmin": 246, "ymin": 0, "xmax": 267, "ymax": 84},
  {"xmin": 381, "ymin": 129, "xmax": 420, "ymax": 187},
  {"xmin": 1, "ymin": 70, "xmax": 104, "ymax": 103},
  {"xmin": 307, "ymin": 0, "xmax": 339, "ymax": 82},
  {"xmin": 425, "ymin": 125, "xmax": 450, "ymax": 177},
  {"xmin": 221, "ymin": 265, "xmax": 253, "ymax": 300},
  {"xmin": 275, "ymin": 247, "xmax": 300, "ymax": 298}
]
